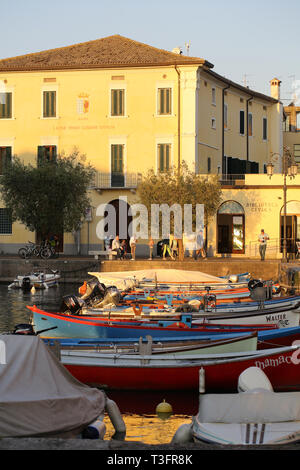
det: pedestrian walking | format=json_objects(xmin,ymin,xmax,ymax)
[
  {"xmin": 258, "ymin": 229, "xmax": 269, "ymax": 261},
  {"xmin": 148, "ymin": 237, "xmax": 154, "ymax": 260},
  {"xmin": 130, "ymin": 235, "xmax": 137, "ymax": 260},
  {"xmin": 196, "ymin": 230, "xmax": 206, "ymax": 259}
]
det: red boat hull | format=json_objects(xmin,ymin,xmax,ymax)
[{"xmin": 63, "ymin": 347, "xmax": 300, "ymax": 392}]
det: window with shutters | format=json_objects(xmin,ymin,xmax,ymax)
[
  {"xmin": 263, "ymin": 117, "xmax": 268, "ymax": 141},
  {"xmin": 0, "ymin": 147, "xmax": 12, "ymax": 174},
  {"xmin": 111, "ymin": 144, "xmax": 124, "ymax": 187},
  {"xmin": 158, "ymin": 88, "xmax": 172, "ymax": 115},
  {"xmin": 158, "ymin": 143, "xmax": 171, "ymax": 172},
  {"xmin": 240, "ymin": 110, "xmax": 245, "ymax": 135},
  {"xmin": 0, "ymin": 208, "xmax": 12, "ymax": 234},
  {"xmin": 248, "ymin": 113, "xmax": 253, "ymax": 137},
  {"xmin": 111, "ymin": 89, "xmax": 125, "ymax": 116},
  {"xmin": 43, "ymin": 91, "xmax": 56, "ymax": 118},
  {"xmin": 37, "ymin": 146, "xmax": 57, "ymax": 165},
  {"xmin": 0, "ymin": 93, "xmax": 12, "ymax": 119}
]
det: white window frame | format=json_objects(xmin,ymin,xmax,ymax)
[
  {"xmin": 212, "ymin": 87, "xmax": 216, "ymax": 106},
  {"xmin": 155, "ymin": 136, "xmax": 174, "ymax": 173},
  {"xmin": 109, "ymin": 83, "xmax": 127, "ymax": 118},
  {"xmin": 109, "ymin": 137, "xmax": 127, "ymax": 187},
  {"xmin": 240, "ymin": 109, "xmax": 245, "ymax": 136},
  {"xmin": 262, "ymin": 117, "xmax": 268, "ymax": 141},
  {"xmin": 211, "ymin": 117, "xmax": 216, "ymax": 129},
  {"xmin": 155, "ymin": 82, "xmax": 174, "ymax": 117},
  {"xmin": 41, "ymin": 85, "xmax": 58, "ymax": 120},
  {"xmin": 0, "ymin": 83, "xmax": 15, "ymax": 120}
]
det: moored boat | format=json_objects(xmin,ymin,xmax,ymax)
[
  {"xmin": 59, "ymin": 344, "xmax": 300, "ymax": 391},
  {"xmin": 0, "ymin": 334, "xmax": 125, "ymax": 439},
  {"xmin": 8, "ymin": 269, "xmax": 60, "ymax": 290},
  {"xmin": 172, "ymin": 367, "xmax": 300, "ymax": 446}
]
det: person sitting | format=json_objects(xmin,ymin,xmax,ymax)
[{"xmin": 111, "ymin": 235, "xmax": 122, "ymax": 259}]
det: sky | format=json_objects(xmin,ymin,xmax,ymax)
[{"xmin": 1, "ymin": 0, "xmax": 300, "ymax": 103}]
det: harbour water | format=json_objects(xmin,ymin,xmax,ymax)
[{"xmin": 0, "ymin": 282, "xmax": 197, "ymax": 445}]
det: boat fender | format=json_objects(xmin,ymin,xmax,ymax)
[
  {"xmin": 171, "ymin": 423, "xmax": 193, "ymax": 444},
  {"xmin": 105, "ymin": 397, "xmax": 126, "ymax": 439},
  {"xmin": 81, "ymin": 416, "xmax": 106, "ymax": 439},
  {"xmin": 167, "ymin": 322, "xmax": 189, "ymax": 329}
]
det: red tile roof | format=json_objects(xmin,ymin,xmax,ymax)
[{"xmin": 0, "ymin": 35, "xmax": 214, "ymax": 71}]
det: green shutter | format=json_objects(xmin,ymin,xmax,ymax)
[{"xmin": 37, "ymin": 146, "xmax": 45, "ymax": 165}]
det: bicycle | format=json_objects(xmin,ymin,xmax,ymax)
[{"xmin": 18, "ymin": 241, "xmax": 51, "ymax": 260}]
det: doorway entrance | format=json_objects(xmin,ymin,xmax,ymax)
[{"xmin": 217, "ymin": 201, "xmax": 245, "ymax": 254}]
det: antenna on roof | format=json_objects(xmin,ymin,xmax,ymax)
[{"xmin": 185, "ymin": 41, "xmax": 191, "ymax": 56}]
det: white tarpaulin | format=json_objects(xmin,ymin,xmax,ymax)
[
  {"xmin": 88, "ymin": 269, "xmax": 227, "ymax": 290},
  {"xmin": 0, "ymin": 335, "xmax": 105, "ymax": 437}
]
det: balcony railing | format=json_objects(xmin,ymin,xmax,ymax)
[
  {"xmin": 90, "ymin": 172, "xmax": 142, "ymax": 189},
  {"xmin": 219, "ymin": 174, "xmax": 246, "ymax": 186}
]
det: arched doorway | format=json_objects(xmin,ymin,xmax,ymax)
[
  {"xmin": 280, "ymin": 200, "xmax": 300, "ymax": 255},
  {"xmin": 104, "ymin": 198, "xmax": 132, "ymax": 252},
  {"xmin": 217, "ymin": 201, "xmax": 245, "ymax": 254}
]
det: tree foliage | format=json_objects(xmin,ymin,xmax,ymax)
[
  {"xmin": 0, "ymin": 150, "xmax": 95, "ymax": 237},
  {"xmin": 137, "ymin": 162, "xmax": 222, "ymax": 228}
]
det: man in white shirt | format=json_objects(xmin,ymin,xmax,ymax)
[
  {"xmin": 111, "ymin": 235, "xmax": 122, "ymax": 259},
  {"xmin": 130, "ymin": 235, "xmax": 137, "ymax": 260},
  {"xmin": 258, "ymin": 229, "xmax": 269, "ymax": 261}
]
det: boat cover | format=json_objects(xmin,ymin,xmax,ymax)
[
  {"xmin": 197, "ymin": 390, "xmax": 300, "ymax": 424},
  {"xmin": 0, "ymin": 335, "xmax": 105, "ymax": 437},
  {"xmin": 88, "ymin": 269, "xmax": 227, "ymax": 290}
]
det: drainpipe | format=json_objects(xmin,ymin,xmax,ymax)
[
  {"xmin": 222, "ymin": 85, "xmax": 230, "ymax": 174},
  {"xmin": 175, "ymin": 66, "xmax": 181, "ymax": 176}
]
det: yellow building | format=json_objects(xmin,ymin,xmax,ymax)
[{"xmin": 0, "ymin": 34, "xmax": 292, "ymax": 257}]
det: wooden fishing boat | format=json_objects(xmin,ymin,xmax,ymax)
[
  {"xmin": 172, "ymin": 367, "xmax": 300, "ymax": 446},
  {"xmin": 27, "ymin": 302, "xmax": 300, "ymax": 340},
  {"xmin": 41, "ymin": 324, "xmax": 300, "ymax": 353},
  {"xmin": 53, "ymin": 332, "xmax": 259, "ymax": 356},
  {"xmin": 27, "ymin": 304, "xmax": 286, "ymax": 340},
  {"xmin": 60, "ymin": 344, "xmax": 300, "ymax": 391}
]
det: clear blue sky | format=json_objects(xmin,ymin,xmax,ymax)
[{"xmin": 1, "ymin": 0, "xmax": 299, "ymax": 102}]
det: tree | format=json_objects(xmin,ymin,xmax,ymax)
[
  {"xmin": 137, "ymin": 162, "xmax": 222, "ymax": 259},
  {"xmin": 0, "ymin": 149, "xmax": 95, "ymax": 239}
]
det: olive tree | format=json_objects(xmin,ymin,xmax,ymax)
[
  {"xmin": 137, "ymin": 162, "xmax": 222, "ymax": 259},
  {"xmin": 0, "ymin": 149, "xmax": 95, "ymax": 239}
]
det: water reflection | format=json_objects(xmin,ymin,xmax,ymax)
[{"xmin": 0, "ymin": 283, "xmax": 195, "ymax": 444}]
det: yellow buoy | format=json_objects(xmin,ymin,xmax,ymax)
[{"xmin": 156, "ymin": 399, "xmax": 173, "ymax": 420}]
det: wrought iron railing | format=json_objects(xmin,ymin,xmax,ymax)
[{"xmin": 90, "ymin": 172, "xmax": 142, "ymax": 189}]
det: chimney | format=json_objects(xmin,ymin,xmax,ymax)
[
  {"xmin": 172, "ymin": 47, "xmax": 182, "ymax": 55},
  {"xmin": 270, "ymin": 78, "xmax": 281, "ymax": 101}
]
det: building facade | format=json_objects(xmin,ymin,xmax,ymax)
[{"xmin": 0, "ymin": 34, "xmax": 293, "ymax": 257}]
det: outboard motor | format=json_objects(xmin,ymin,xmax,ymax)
[
  {"xmin": 60, "ymin": 295, "xmax": 85, "ymax": 315},
  {"xmin": 93, "ymin": 286, "xmax": 121, "ymax": 308},
  {"xmin": 13, "ymin": 323, "xmax": 35, "ymax": 335},
  {"xmin": 79, "ymin": 280, "xmax": 106, "ymax": 307},
  {"xmin": 22, "ymin": 277, "xmax": 31, "ymax": 292}
]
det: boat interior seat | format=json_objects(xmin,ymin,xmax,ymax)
[{"xmin": 197, "ymin": 391, "xmax": 300, "ymax": 424}]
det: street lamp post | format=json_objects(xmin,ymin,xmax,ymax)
[{"xmin": 266, "ymin": 147, "xmax": 298, "ymax": 263}]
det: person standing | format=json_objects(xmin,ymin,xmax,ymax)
[
  {"xmin": 130, "ymin": 234, "xmax": 137, "ymax": 260},
  {"xmin": 148, "ymin": 237, "xmax": 154, "ymax": 260},
  {"xmin": 258, "ymin": 229, "xmax": 269, "ymax": 261},
  {"xmin": 196, "ymin": 230, "xmax": 206, "ymax": 259}
]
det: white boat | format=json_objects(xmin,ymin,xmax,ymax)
[
  {"xmin": 8, "ymin": 269, "xmax": 60, "ymax": 290},
  {"xmin": 172, "ymin": 366, "xmax": 300, "ymax": 446}
]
